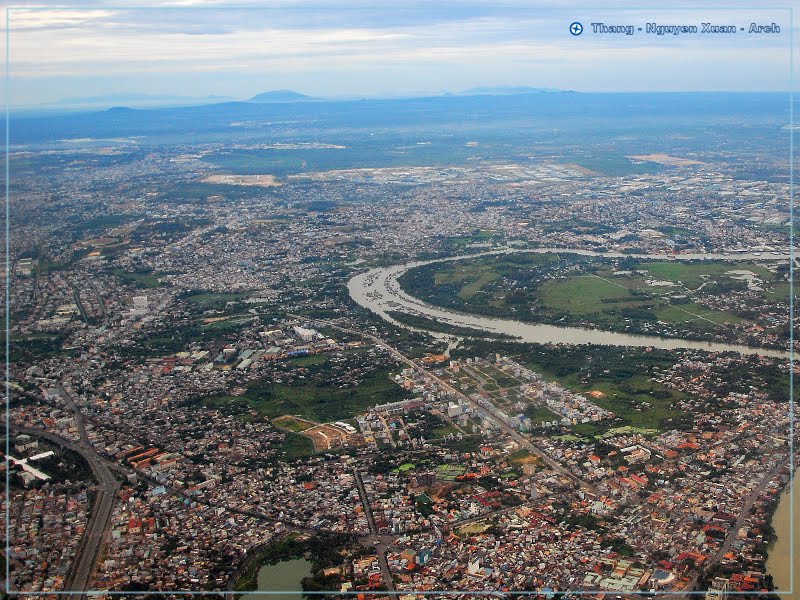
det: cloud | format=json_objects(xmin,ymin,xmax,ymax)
[{"xmin": 3, "ymin": 4, "xmax": 794, "ymax": 103}]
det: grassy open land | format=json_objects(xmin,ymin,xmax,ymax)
[
  {"xmin": 400, "ymin": 252, "xmax": 783, "ymax": 343},
  {"xmin": 203, "ymin": 140, "xmax": 487, "ymax": 178},
  {"xmin": 508, "ymin": 449, "xmax": 546, "ymax": 469},
  {"xmin": 652, "ymin": 303, "xmax": 743, "ymax": 326},
  {"xmin": 427, "ymin": 252, "xmax": 557, "ymax": 301},
  {"xmin": 540, "ymin": 273, "xmax": 743, "ymax": 327},
  {"xmin": 435, "ymin": 464, "xmax": 467, "ymax": 480},
  {"xmin": 289, "ymin": 354, "xmax": 329, "ymax": 367},
  {"xmin": 432, "ymin": 423, "xmax": 460, "ymax": 438},
  {"xmin": 569, "ymin": 154, "xmax": 663, "ymax": 176},
  {"xmin": 539, "ymin": 275, "xmax": 633, "ymax": 315},
  {"xmin": 281, "ymin": 432, "xmax": 315, "ymax": 459},
  {"xmin": 206, "ymin": 366, "xmax": 408, "ymax": 423},
  {"xmin": 182, "ymin": 291, "xmax": 249, "ymax": 310},
  {"xmin": 524, "ymin": 365, "xmax": 690, "ymax": 433},
  {"xmin": 474, "ymin": 363, "xmax": 519, "ymax": 388},
  {"xmin": 456, "ymin": 522, "xmax": 490, "ymax": 536},
  {"xmin": 642, "ymin": 261, "xmax": 773, "ymax": 289},
  {"xmin": 759, "ymin": 280, "xmax": 798, "ymax": 303},
  {"xmin": 201, "ymin": 316, "xmax": 253, "ymax": 332},
  {"xmin": 109, "ymin": 268, "xmax": 165, "ymax": 289},
  {"xmin": 273, "ymin": 415, "xmax": 316, "ymax": 432},
  {"xmin": 524, "ymin": 404, "xmax": 560, "ymax": 424}
]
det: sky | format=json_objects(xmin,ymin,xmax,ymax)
[{"xmin": 0, "ymin": 0, "xmax": 796, "ymax": 107}]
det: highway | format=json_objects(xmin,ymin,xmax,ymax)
[
  {"xmin": 35, "ymin": 383, "xmax": 120, "ymax": 596},
  {"xmin": 13, "ymin": 422, "xmax": 406, "ymax": 593},
  {"xmin": 353, "ymin": 469, "xmax": 397, "ymax": 595}
]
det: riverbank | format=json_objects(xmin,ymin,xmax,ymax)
[
  {"xmin": 767, "ymin": 474, "xmax": 799, "ymax": 592},
  {"xmin": 348, "ymin": 248, "xmax": 789, "ymax": 358}
]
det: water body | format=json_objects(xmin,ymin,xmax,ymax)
[
  {"xmin": 347, "ymin": 247, "xmax": 790, "ymax": 359},
  {"xmin": 767, "ymin": 479, "xmax": 798, "ymax": 592},
  {"xmin": 252, "ymin": 558, "xmax": 313, "ymax": 600}
]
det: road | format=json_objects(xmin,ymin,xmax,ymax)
[
  {"xmin": 679, "ymin": 453, "xmax": 796, "ymax": 596},
  {"xmin": 709, "ymin": 454, "xmax": 794, "ymax": 565},
  {"xmin": 294, "ymin": 314, "xmax": 596, "ymax": 495},
  {"xmin": 12, "ymin": 423, "xmax": 119, "ymax": 596},
  {"xmin": 64, "ymin": 276, "xmax": 90, "ymax": 324},
  {"xmin": 42, "ymin": 384, "xmax": 120, "ymax": 596},
  {"xmin": 353, "ymin": 469, "xmax": 397, "ymax": 595},
  {"xmin": 13, "ymin": 421, "xmax": 404, "ymax": 594}
]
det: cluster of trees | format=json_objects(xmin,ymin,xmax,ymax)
[{"xmin": 233, "ymin": 532, "xmax": 366, "ymax": 596}]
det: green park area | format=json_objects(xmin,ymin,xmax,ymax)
[
  {"xmin": 435, "ymin": 464, "xmax": 466, "ymax": 481},
  {"xmin": 281, "ymin": 432, "xmax": 315, "ymax": 459},
  {"xmin": 527, "ymin": 366, "xmax": 690, "ymax": 435},
  {"xmin": 456, "ymin": 522, "xmax": 490, "ymax": 536},
  {"xmin": 537, "ymin": 270, "xmax": 743, "ymax": 328},
  {"xmin": 109, "ymin": 268, "xmax": 165, "ymax": 289},
  {"xmin": 392, "ymin": 462, "xmax": 417, "ymax": 474},
  {"xmin": 642, "ymin": 261, "xmax": 772, "ymax": 289},
  {"xmin": 272, "ymin": 415, "xmax": 316, "ymax": 432},
  {"xmin": 539, "ymin": 275, "xmax": 633, "ymax": 315},
  {"xmin": 523, "ymin": 404, "xmax": 560, "ymax": 425},
  {"xmin": 202, "ymin": 366, "xmax": 408, "ymax": 423},
  {"xmin": 182, "ymin": 291, "xmax": 250, "ymax": 310}
]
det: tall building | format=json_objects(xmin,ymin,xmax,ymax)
[{"xmin": 705, "ymin": 577, "xmax": 730, "ymax": 600}]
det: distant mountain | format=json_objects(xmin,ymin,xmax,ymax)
[
  {"xmin": 7, "ymin": 92, "xmax": 787, "ymax": 146},
  {"xmin": 458, "ymin": 85, "xmax": 569, "ymax": 96},
  {"xmin": 249, "ymin": 90, "xmax": 314, "ymax": 103},
  {"xmin": 39, "ymin": 92, "xmax": 236, "ymax": 110}
]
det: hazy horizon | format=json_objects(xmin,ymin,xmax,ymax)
[{"xmin": 2, "ymin": 3, "xmax": 793, "ymax": 108}]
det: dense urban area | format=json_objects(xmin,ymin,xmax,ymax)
[{"xmin": 3, "ymin": 90, "xmax": 797, "ymax": 599}]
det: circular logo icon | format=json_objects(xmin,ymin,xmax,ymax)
[{"xmin": 569, "ymin": 21, "xmax": 583, "ymax": 36}]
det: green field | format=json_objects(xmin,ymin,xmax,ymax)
[
  {"xmin": 432, "ymin": 423, "xmax": 460, "ymax": 438},
  {"xmin": 182, "ymin": 291, "xmax": 249, "ymax": 310},
  {"xmin": 435, "ymin": 464, "xmax": 466, "ymax": 480},
  {"xmin": 522, "ymin": 362, "xmax": 690, "ymax": 433},
  {"xmin": 456, "ymin": 523, "xmax": 490, "ymax": 536},
  {"xmin": 570, "ymin": 154, "xmax": 663, "ymax": 176},
  {"xmin": 201, "ymin": 316, "xmax": 253, "ymax": 332},
  {"xmin": 109, "ymin": 268, "xmax": 165, "ymax": 288},
  {"xmin": 273, "ymin": 415, "xmax": 315, "ymax": 432},
  {"xmin": 205, "ymin": 367, "xmax": 408, "ymax": 423},
  {"xmin": 289, "ymin": 354, "xmax": 329, "ymax": 367},
  {"xmin": 642, "ymin": 261, "xmax": 773, "ymax": 289},
  {"xmin": 652, "ymin": 303, "xmax": 742, "ymax": 326},
  {"xmin": 400, "ymin": 253, "xmax": 781, "ymax": 343},
  {"xmin": 281, "ymin": 432, "xmax": 315, "ymax": 458},
  {"xmin": 540, "ymin": 275, "xmax": 632, "ymax": 315},
  {"xmin": 524, "ymin": 404, "xmax": 560, "ymax": 425}
]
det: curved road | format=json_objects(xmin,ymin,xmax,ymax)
[{"xmin": 11, "ymin": 423, "xmax": 119, "ymax": 596}]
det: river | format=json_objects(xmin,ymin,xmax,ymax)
[
  {"xmin": 347, "ymin": 247, "xmax": 790, "ymax": 358},
  {"xmin": 251, "ymin": 558, "xmax": 313, "ymax": 600},
  {"xmin": 767, "ymin": 478, "xmax": 799, "ymax": 593}
]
